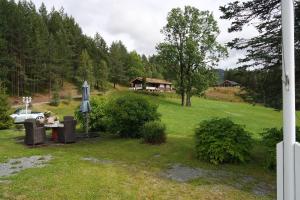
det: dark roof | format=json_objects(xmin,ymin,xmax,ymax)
[
  {"xmin": 223, "ymin": 80, "xmax": 239, "ymax": 85},
  {"xmin": 131, "ymin": 77, "xmax": 172, "ymax": 85}
]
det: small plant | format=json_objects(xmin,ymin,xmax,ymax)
[
  {"xmin": 49, "ymin": 82, "xmax": 60, "ymax": 106},
  {"xmin": 261, "ymin": 127, "xmax": 300, "ymax": 170},
  {"xmin": 15, "ymin": 124, "xmax": 24, "ymax": 131},
  {"xmin": 142, "ymin": 121, "xmax": 166, "ymax": 144},
  {"xmin": 105, "ymin": 94, "xmax": 160, "ymax": 138},
  {"xmin": 195, "ymin": 118, "xmax": 253, "ymax": 165},
  {"xmin": 63, "ymin": 92, "xmax": 72, "ymax": 105},
  {"xmin": 44, "ymin": 111, "xmax": 52, "ymax": 118}
]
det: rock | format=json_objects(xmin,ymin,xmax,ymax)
[
  {"xmin": 160, "ymin": 164, "xmax": 209, "ymax": 182},
  {"xmin": 81, "ymin": 157, "xmax": 113, "ymax": 164},
  {"xmin": 160, "ymin": 163, "xmax": 275, "ymax": 197},
  {"xmin": 0, "ymin": 155, "xmax": 52, "ymax": 178}
]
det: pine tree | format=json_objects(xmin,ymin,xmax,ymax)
[
  {"xmin": 94, "ymin": 59, "xmax": 108, "ymax": 91},
  {"xmin": 109, "ymin": 41, "xmax": 128, "ymax": 88},
  {"xmin": 0, "ymin": 86, "xmax": 12, "ymax": 129},
  {"xmin": 77, "ymin": 49, "xmax": 94, "ymax": 87}
]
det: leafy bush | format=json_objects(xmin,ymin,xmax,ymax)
[
  {"xmin": 0, "ymin": 91, "xmax": 13, "ymax": 129},
  {"xmin": 105, "ymin": 94, "xmax": 160, "ymax": 138},
  {"xmin": 261, "ymin": 127, "xmax": 300, "ymax": 170},
  {"xmin": 142, "ymin": 121, "xmax": 166, "ymax": 144},
  {"xmin": 134, "ymin": 90, "xmax": 162, "ymax": 97},
  {"xmin": 75, "ymin": 97, "xmax": 107, "ymax": 131},
  {"xmin": 195, "ymin": 118, "xmax": 253, "ymax": 165}
]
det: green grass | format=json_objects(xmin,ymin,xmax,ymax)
[
  {"xmin": 1, "ymin": 91, "xmax": 294, "ymax": 199},
  {"xmin": 159, "ymin": 96, "xmax": 286, "ymax": 138}
]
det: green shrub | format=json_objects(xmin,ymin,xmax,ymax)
[
  {"xmin": 261, "ymin": 127, "xmax": 300, "ymax": 170},
  {"xmin": 142, "ymin": 121, "xmax": 166, "ymax": 144},
  {"xmin": 63, "ymin": 92, "xmax": 72, "ymax": 105},
  {"xmin": 195, "ymin": 118, "xmax": 253, "ymax": 165},
  {"xmin": 0, "ymin": 91, "xmax": 13, "ymax": 129},
  {"xmin": 134, "ymin": 90, "xmax": 162, "ymax": 97},
  {"xmin": 49, "ymin": 82, "xmax": 60, "ymax": 106},
  {"xmin": 105, "ymin": 94, "xmax": 160, "ymax": 138},
  {"xmin": 75, "ymin": 97, "xmax": 107, "ymax": 131}
]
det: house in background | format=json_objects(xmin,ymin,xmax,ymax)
[
  {"xmin": 218, "ymin": 80, "xmax": 240, "ymax": 87},
  {"xmin": 130, "ymin": 77, "xmax": 172, "ymax": 92}
]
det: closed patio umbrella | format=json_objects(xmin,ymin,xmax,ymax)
[{"xmin": 80, "ymin": 81, "xmax": 91, "ymax": 136}]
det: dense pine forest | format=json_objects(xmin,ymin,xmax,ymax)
[{"xmin": 0, "ymin": 0, "xmax": 164, "ymax": 96}]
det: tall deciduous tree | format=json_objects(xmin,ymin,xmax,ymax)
[{"xmin": 157, "ymin": 6, "xmax": 227, "ymax": 106}]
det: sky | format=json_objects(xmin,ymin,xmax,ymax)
[{"xmin": 30, "ymin": 0, "xmax": 258, "ymax": 69}]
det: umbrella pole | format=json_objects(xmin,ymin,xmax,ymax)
[{"xmin": 85, "ymin": 112, "xmax": 89, "ymax": 137}]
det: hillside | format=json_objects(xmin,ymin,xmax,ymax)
[{"xmin": 204, "ymin": 87, "xmax": 244, "ymax": 102}]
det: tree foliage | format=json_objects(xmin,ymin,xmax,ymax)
[
  {"xmin": 157, "ymin": 6, "xmax": 227, "ymax": 106},
  {"xmin": 220, "ymin": 0, "xmax": 300, "ymax": 109}
]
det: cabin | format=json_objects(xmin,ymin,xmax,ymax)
[
  {"xmin": 130, "ymin": 77, "xmax": 172, "ymax": 91},
  {"xmin": 219, "ymin": 80, "xmax": 240, "ymax": 87}
]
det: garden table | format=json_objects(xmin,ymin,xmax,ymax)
[{"xmin": 44, "ymin": 123, "xmax": 64, "ymax": 141}]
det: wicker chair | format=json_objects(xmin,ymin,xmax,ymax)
[
  {"xmin": 24, "ymin": 119, "xmax": 46, "ymax": 146},
  {"xmin": 57, "ymin": 116, "xmax": 77, "ymax": 143}
]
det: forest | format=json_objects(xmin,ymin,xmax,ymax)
[
  {"xmin": 0, "ymin": 0, "xmax": 164, "ymax": 96},
  {"xmin": 1, "ymin": 0, "xmax": 300, "ymax": 110}
]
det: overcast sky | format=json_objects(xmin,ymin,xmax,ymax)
[{"xmin": 30, "ymin": 0, "xmax": 258, "ymax": 69}]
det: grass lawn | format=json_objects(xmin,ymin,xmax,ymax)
[{"xmin": 1, "ymin": 91, "xmax": 297, "ymax": 199}]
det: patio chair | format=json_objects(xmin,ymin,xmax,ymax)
[
  {"xmin": 57, "ymin": 116, "xmax": 77, "ymax": 143},
  {"xmin": 24, "ymin": 119, "xmax": 46, "ymax": 146}
]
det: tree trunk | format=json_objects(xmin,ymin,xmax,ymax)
[
  {"xmin": 49, "ymin": 74, "xmax": 52, "ymax": 99},
  {"xmin": 113, "ymin": 82, "xmax": 116, "ymax": 88},
  {"xmin": 180, "ymin": 63, "xmax": 185, "ymax": 106},
  {"xmin": 185, "ymin": 91, "xmax": 191, "ymax": 107},
  {"xmin": 181, "ymin": 91, "xmax": 185, "ymax": 106},
  {"xmin": 185, "ymin": 67, "xmax": 192, "ymax": 107}
]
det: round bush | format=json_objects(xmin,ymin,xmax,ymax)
[
  {"xmin": 142, "ymin": 121, "xmax": 166, "ymax": 144},
  {"xmin": 75, "ymin": 96, "xmax": 107, "ymax": 131},
  {"xmin": 195, "ymin": 118, "xmax": 253, "ymax": 165},
  {"xmin": 105, "ymin": 94, "xmax": 160, "ymax": 138},
  {"xmin": 261, "ymin": 127, "xmax": 300, "ymax": 170}
]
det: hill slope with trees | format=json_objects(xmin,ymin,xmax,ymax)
[{"xmin": 0, "ymin": 0, "xmax": 165, "ymax": 96}]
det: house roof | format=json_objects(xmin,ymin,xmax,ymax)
[
  {"xmin": 131, "ymin": 77, "xmax": 172, "ymax": 85},
  {"xmin": 223, "ymin": 80, "xmax": 239, "ymax": 85}
]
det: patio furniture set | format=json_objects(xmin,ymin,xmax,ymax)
[{"xmin": 24, "ymin": 116, "xmax": 77, "ymax": 146}]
